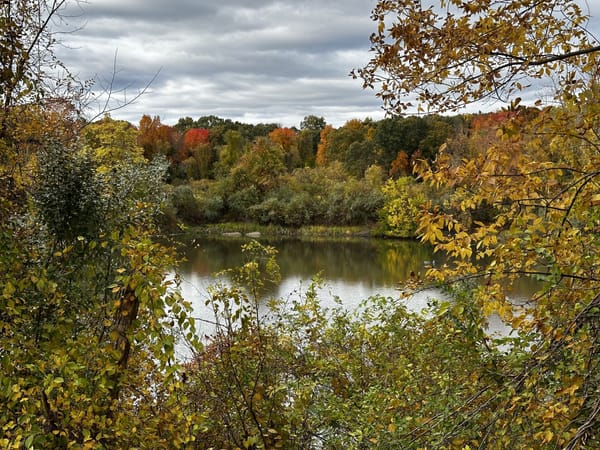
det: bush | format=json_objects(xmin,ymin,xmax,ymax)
[
  {"xmin": 35, "ymin": 144, "xmax": 104, "ymax": 241},
  {"xmin": 226, "ymin": 185, "xmax": 262, "ymax": 221},
  {"xmin": 171, "ymin": 185, "xmax": 203, "ymax": 223},
  {"xmin": 378, "ymin": 177, "xmax": 426, "ymax": 237},
  {"xmin": 179, "ymin": 243, "xmax": 512, "ymax": 449},
  {"xmin": 248, "ymin": 196, "xmax": 284, "ymax": 225}
]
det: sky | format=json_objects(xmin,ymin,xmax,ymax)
[{"xmin": 56, "ymin": 0, "xmax": 600, "ymax": 129}]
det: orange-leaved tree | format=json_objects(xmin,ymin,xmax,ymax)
[{"xmin": 269, "ymin": 127, "xmax": 300, "ymax": 169}]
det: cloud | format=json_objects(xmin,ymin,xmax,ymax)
[
  {"xmin": 56, "ymin": 0, "xmax": 383, "ymax": 128},
  {"xmin": 56, "ymin": 0, "xmax": 600, "ymax": 128}
]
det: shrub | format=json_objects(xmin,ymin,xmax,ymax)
[{"xmin": 171, "ymin": 185, "xmax": 203, "ymax": 223}]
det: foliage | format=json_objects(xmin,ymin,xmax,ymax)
[
  {"xmin": 357, "ymin": 0, "xmax": 600, "ymax": 447},
  {"xmin": 156, "ymin": 112, "xmax": 472, "ymax": 227},
  {"xmin": 315, "ymin": 124, "xmax": 334, "ymax": 166},
  {"xmin": 230, "ymin": 137, "xmax": 286, "ymax": 194},
  {"xmin": 2, "ymin": 144, "xmax": 200, "ymax": 448},
  {"xmin": 175, "ymin": 115, "xmax": 279, "ymax": 148},
  {"xmin": 81, "ymin": 115, "xmax": 145, "ymax": 170},
  {"xmin": 182, "ymin": 128, "xmax": 210, "ymax": 152},
  {"xmin": 0, "ymin": 0, "xmax": 83, "ymax": 141},
  {"xmin": 213, "ymin": 129, "xmax": 246, "ymax": 177},
  {"xmin": 34, "ymin": 143, "xmax": 104, "ymax": 241},
  {"xmin": 0, "ymin": 7, "xmax": 200, "ymax": 443},
  {"xmin": 0, "ymin": 0, "xmax": 87, "ymax": 227},
  {"xmin": 320, "ymin": 119, "xmax": 377, "ymax": 177},
  {"xmin": 353, "ymin": 0, "xmax": 598, "ymax": 113},
  {"xmin": 171, "ymin": 182, "xmax": 224, "ymax": 224},
  {"xmin": 389, "ymin": 150, "xmax": 410, "ymax": 178},
  {"xmin": 9, "ymin": 0, "xmax": 598, "ymax": 444},
  {"xmin": 300, "ymin": 115, "xmax": 326, "ymax": 131},
  {"xmin": 0, "ymin": 2, "xmax": 208, "ymax": 448},
  {"xmin": 378, "ymin": 176, "xmax": 426, "ymax": 238},
  {"xmin": 297, "ymin": 128, "xmax": 320, "ymax": 167},
  {"xmin": 180, "ymin": 242, "xmax": 537, "ymax": 449},
  {"xmin": 36, "ymin": 138, "xmax": 170, "ymax": 239},
  {"xmin": 269, "ymin": 127, "xmax": 300, "ymax": 169},
  {"xmin": 193, "ymin": 162, "xmax": 384, "ymax": 228},
  {"xmin": 101, "ymin": 154, "xmax": 171, "ymax": 229},
  {"xmin": 171, "ymin": 184, "xmax": 203, "ymax": 223},
  {"xmin": 137, "ymin": 115, "xmax": 179, "ymax": 160}
]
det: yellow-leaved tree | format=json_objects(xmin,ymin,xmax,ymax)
[
  {"xmin": 355, "ymin": 0, "xmax": 600, "ymax": 448},
  {"xmin": 0, "ymin": 2, "xmax": 202, "ymax": 448}
]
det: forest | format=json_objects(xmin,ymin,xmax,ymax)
[
  {"xmin": 1, "ymin": 0, "xmax": 600, "ymax": 449},
  {"xmin": 130, "ymin": 111, "xmax": 475, "ymax": 235}
]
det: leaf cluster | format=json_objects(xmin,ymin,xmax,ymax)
[{"xmin": 353, "ymin": 0, "xmax": 598, "ymax": 114}]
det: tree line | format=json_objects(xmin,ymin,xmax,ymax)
[{"xmin": 132, "ymin": 111, "xmax": 500, "ymax": 234}]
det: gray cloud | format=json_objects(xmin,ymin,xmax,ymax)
[
  {"xmin": 55, "ymin": 0, "xmax": 384, "ymax": 127},
  {"xmin": 56, "ymin": 0, "xmax": 599, "ymax": 128}
]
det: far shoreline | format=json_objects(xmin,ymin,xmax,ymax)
[{"xmin": 168, "ymin": 222, "xmax": 420, "ymax": 241}]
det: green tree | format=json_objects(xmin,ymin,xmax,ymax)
[
  {"xmin": 34, "ymin": 143, "xmax": 104, "ymax": 241},
  {"xmin": 297, "ymin": 128, "xmax": 320, "ymax": 167},
  {"xmin": 216, "ymin": 129, "xmax": 246, "ymax": 174},
  {"xmin": 419, "ymin": 115, "xmax": 455, "ymax": 160},
  {"xmin": 174, "ymin": 116, "xmax": 195, "ymax": 134},
  {"xmin": 300, "ymin": 114, "xmax": 326, "ymax": 131},
  {"xmin": 2, "ymin": 142, "xmax": 199, "ymax": 448},
  {"xmin": 324, "ymin": 119, "xmax": 378, "ymax": 176},
  {"xmin": 373, "ymin": 116, "xmax": 427, "ymax": 169},
  {"xmin": 0, "ymin": 3, "xmax": 201, "ymax": 446},
  {"xmin": 231, "ymin": 136, "xmax": 286, "ymax": 194},
  {"xmin": 378, "ymin": 176, "xmax": 426, "ymax": 238}
]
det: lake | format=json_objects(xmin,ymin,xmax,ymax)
[{"xmin": 174, "ymin": 235, "xmax": 536, "ymax": 340}]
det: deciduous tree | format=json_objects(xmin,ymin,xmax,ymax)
[
  {"xmin": 0, "ymin": 3, "xmax": 201, "ymax": 447},
  {"xmin": 315, "ymin": 124, "xmax": 334, "ymax": 166},
  {"xmin": 269, "ymin": 127, "xmax": 300, "ymax": 169},
  {"xmin": 82, "ymin": 115, "xmax": 145, "ymax": 169},
  {"xmin": 138, "ymin": 114, "xmax": 178, "ymax": 160},
  {"xmin": 0, "ymin": 0, "xmax": 82, "ymax": 141},
  {"xmin": 353, "ymin": 0, "xmax": 599, "ymax": 113},
  {"xmin": 357, "ymin": 0, "xmax": 600, "ymax": 446},
  {"xmin": 182, "ymin": 127, "xmax": 210, "ymax": 152}
]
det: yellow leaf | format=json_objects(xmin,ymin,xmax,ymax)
[{"xmin": 541, "ymin": 429, "xmax": 554, "ymax": 444}]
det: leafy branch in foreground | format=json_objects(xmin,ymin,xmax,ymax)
[
  {"xmin": 354, "ymin": 0, "xmax": 600, "ymax": 447},
  {"xmin": 353, "ymin": 0, "xmax": 598, "ymax": 113}
]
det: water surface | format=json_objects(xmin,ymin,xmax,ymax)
[
  {"xmin": 175, "ymin": 236, "xmax": 536, "ymax": 340},
  {"xmin": 175, "ymin": 236, "xmax": 443, "ymax": 326}
]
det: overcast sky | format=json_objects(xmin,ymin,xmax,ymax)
[{"xmin": 57, "ymin": 0, "xmax": 600, "ymax": 128}]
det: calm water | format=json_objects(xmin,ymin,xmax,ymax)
[
  {"xmin": 174, "ymin": 235, "xmax": 537, "ymax": 340},
  {"xmin": 176, "ymin": 235, "xmax": 442, "ymax": 309}
]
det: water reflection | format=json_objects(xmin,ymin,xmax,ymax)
[
  {"xmin": 173, "ymin": 236, "xmax": 538, "ymax": 346},
  {"xmin": 176, "ymin": 235, "xmax": 539, "ymax": 305},
  {"xmin": 175, "ymin": 236, "xmax": 445, "ymax": 341},
  {"xmin": 178, "ymin": 236, "xmax": 439, "ymax": 289}
]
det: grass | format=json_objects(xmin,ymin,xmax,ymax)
[{"xmin": 177, "ymin": 222, "xmax": 380, "ymax": 239}]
